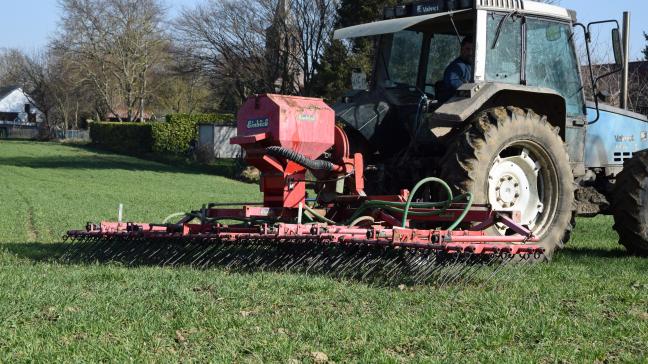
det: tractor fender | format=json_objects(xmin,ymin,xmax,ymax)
[{"xmin": 430, "ymin": 82, "xmax": 567, "ymax": 139}]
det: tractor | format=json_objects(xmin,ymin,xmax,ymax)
[
  {"xmin": 331, "ymin": 0, "xmax": 648, "ymax": 257},
  {"xmin": 67, "ymin": 0, "xmax": 647, "ymax": 282}
]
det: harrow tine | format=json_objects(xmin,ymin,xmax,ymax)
[
  {"xmin": 481, "ymin": 253, "xmax": 517, "ymax": 287},
  {"xmin": 409, "ymin": 253, "xmax": 437, "ymax": 284},
  {"xmin": 438, "ymin": 256, "xmax": 468, "ymax": 287},
  {"xmin": 433, "ymin": 253, "xmax": 462, "ymax": 286},
  {"xmin": 65, "ymin": 235, "xmax": 108, "ymax": 263},
  {"xmin": 459, "ymin": 254, "xmax": 498, "ymax": 285},
  {"xmin": 62, "ymin": 225, "xmax": 545, "ymax": 287},
  {"xmin": 489, "ymin": 253, "xmax": 540, "ymax": 288},
  {"xmin": 189, "ymin": 238, "xmax": 215, "ymax": 267}
]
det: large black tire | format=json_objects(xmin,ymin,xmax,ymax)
[
  {"xmin": 611, "ymin": 149, "xmax": 648, "ymax": 255},
  {"xmin": 439, "ymin": 107, "xmax": 575, "ymax": 258}
]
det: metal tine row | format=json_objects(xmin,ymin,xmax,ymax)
[{"xmin": 60, "ymin": 235, "xmax": 544, "ymax": 287}]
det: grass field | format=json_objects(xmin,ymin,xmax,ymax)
[{"xmin": 0, "ymin": 140, "xmax": 646, "ymax": 363}]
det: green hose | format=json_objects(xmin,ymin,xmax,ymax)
[
  {"xmin": 344, "ymin": 198, "xmax": 456, "ymax": 225},
  {"xmin": 349, "ymin": 215, "xmax": 376, "ymax": 227},
  {"xmin": 448, "ymin": 192, "xmax": 473, "ymax": 231},
  {"xmin": 182, "ymin": 176, "xmax": 472, "ymax": 231},
  {"xmin": 303, "ymin": 204, "xmax": 336, "ymax": 224},
  {"xmin": 400, "ymin": 177, "xmax": 453, "ymax": 227},
  {"xmin": 343, "ymin": 177, "xmax": 473, "ymax": 231}
]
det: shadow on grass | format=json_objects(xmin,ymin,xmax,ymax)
[
  {"xmin": 7, "ymin": 242, "xmax": 641, "ymax": 290},
  {"xmin": 1, "ymin": 240, "xmax": 525, "ymax": 287},
  {"xmin": 2, "ymin": 242, "xmax": 68, "ymax": 262},
  {"xmin": 559, "ymin": 246, "xmax": 630, "ymax": 259},
  {"xmin": 0, "ymin": 143, "xmax": 243, "ymax": 180}
]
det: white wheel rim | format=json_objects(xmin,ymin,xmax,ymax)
[{"xmin": 488, "ymin": 148, "xmax": 544, "ymax": 234}]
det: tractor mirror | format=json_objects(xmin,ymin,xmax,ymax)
[{"xmin": 612, "ymin": 28, "xmax": 624, "ymax": 66}]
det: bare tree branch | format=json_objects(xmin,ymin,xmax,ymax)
[{"xmin": 53, "ymin": 0, "xmax": 167, "ymax": 121}]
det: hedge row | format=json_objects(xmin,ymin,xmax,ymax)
[
  {"xmin": 90, "ymin": 113, "xmax": 234, "ymax": 155},
  {"xmin": 153, "ymin": 113, "xmax": 234, "ymax": 154},
  {"xmin": 89, "ymin": 122, "xmax": 154, "ymax": 154}
]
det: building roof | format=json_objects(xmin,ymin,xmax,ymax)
[
  {"xmin": 629, "ymin": 61, "xmax": 648, "ymax": 73},
  {"xmin": 105, "ymin": 107, "xmax": 153, "ymax": 121},
  {"xmin": 0, "ymin": 85, "xmax": 20, "ymax": 101}
]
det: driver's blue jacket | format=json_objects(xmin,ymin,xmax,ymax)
[{"xmin": 439, "ymin": 57, "xmax": 474, "ymax": 102}]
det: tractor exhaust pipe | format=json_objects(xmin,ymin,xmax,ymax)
[{"xmin": 621, "ymin": 11, "xmax": 631, "ymax": 110}]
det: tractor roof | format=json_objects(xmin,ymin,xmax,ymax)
[{"xmin": 334, "ymin": 0, "xmax": 575, "ymax": 40}]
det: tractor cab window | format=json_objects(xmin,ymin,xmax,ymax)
[
  {"xmin": 425, "ymin": 34, "xmax": 460, "ymax": 94},
  {"xmin": 385, "ymin": 30, "xmax": 423, "ymax": 86},
  {"xmin": 486, "ymin": 14, "xmax": 585, "ymax": 117},
  {"xmin": 525, "ymin": 19, "xmax": 585, "ymax": 117},
  {"xmin": 486, "ymin": 13, "xmax": 522, "ymax": 84}
]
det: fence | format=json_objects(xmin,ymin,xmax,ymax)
[
  {"xmin": 55, "ymin": 129, "xmax": 90, "ymax": 141},
  {"xmin": 0, "ymin": 126, "xmax": 39, "ymax": 139}
]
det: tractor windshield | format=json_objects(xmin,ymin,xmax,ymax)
[
  {"xmin": 376, "ymin": 10, "xmax": 475, "ymax": 94},
  {"xmin": 387, "ymin": 31, "xmax": 424, "ymax": 86},
  {"xmin": 383, "ymin": 31, "xmax": 464, "ymax": 91},
  {"xmin": 425, "ymin": 34, "xmax": 460, "ymax": 90}
]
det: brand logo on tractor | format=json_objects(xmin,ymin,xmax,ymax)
[
  {"xmin": 615, "ymin": 135, "xmax": 635, "ymax": 143},
  {"xmin": 416, "ymin": 4, "xmax": 440, "ymax": 14},
  {"xmin": 247, "ymin": 117, "xmax": 269, "ymax": 129}
]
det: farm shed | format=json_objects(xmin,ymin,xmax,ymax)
[{"xmin": 197, "ymin": 123, "xmax": 242, "ymax": 159}]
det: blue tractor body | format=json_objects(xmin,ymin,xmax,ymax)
[{"xmin": 584, "ymin": 104, "xmax": 648, "ymax": 170}]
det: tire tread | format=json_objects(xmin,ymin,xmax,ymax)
[
  {"xmin": 611, "ymin": 149, "xmax": 648, "ymax": 255},
  {"xmin": 439, "ymin": 107, "xmax": 575, "ymax": 258}
]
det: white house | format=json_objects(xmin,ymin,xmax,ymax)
[{"xmin": 0, "ymin": 86, "xmax": 44, "ymax": 126}]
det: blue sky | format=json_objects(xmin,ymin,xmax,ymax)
[{"xmin": 1, "ymin": 0, "xmax": 647, "ymax": 60}]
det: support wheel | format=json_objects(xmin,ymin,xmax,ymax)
[
  {"xmin": 439, "ymin": 107, "xmax": 575, "ymax": 259},
  {"xmin": 611, "ymin": 149, "xmax": 648, "ymax": 255}
]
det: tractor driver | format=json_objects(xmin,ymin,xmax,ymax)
[{"xmin": 438, "ymin": 36, "xmax": 474, "ymax": 103}]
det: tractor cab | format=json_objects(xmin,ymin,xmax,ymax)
[
  {"xmin": 333, "ymin": 1, "xmax": 586, "ymax": 161},
  {"xmin": 365, "ymin": 10, "xmax": 474, "ymax": 102}
]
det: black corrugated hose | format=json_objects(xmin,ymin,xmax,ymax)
[{"xmin": 266, "ymin": 146, "xmax": 335, "ymax": 172}]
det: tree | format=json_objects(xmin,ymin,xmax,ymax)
[
  {"xmin": 643, "ymin": 32, "xmax": 648, "ymax": 61},
  {"xmin": 311, "ymin": 0, "xmax": 397, "ymax": 101},
  {"xmin": 152, "ymin": 47, "xmax": 214, "ymax": 114},
  {"xmin": 174, "ymin": 0, "xmax": 337, "ymax": 103},
  {"xmin": 0, "ymin": 48, "xmax": 27, "ymax": 85},
  {"xmin": 279, "ymin": 0, "xmax": 337, "ymax": 96},
  {"xmin": 53, "ymin": 0, "xmax": 167, "ymax": 122},
  {"xmin": 174, "ymin": 0, "xmax": 273, "ymax": 104}
]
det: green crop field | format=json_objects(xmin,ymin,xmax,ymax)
[{"xmin": 0, "ymin": 140, "xmax": 646, "ymax": 363}]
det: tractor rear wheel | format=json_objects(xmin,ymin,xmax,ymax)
[
  {"xmin": 611, "ymin": 149, "xmax": 648, "ymax": 255},
  {"xmin": 439, "ymin": 107, "xmax": 575, "ymax": 259}
]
